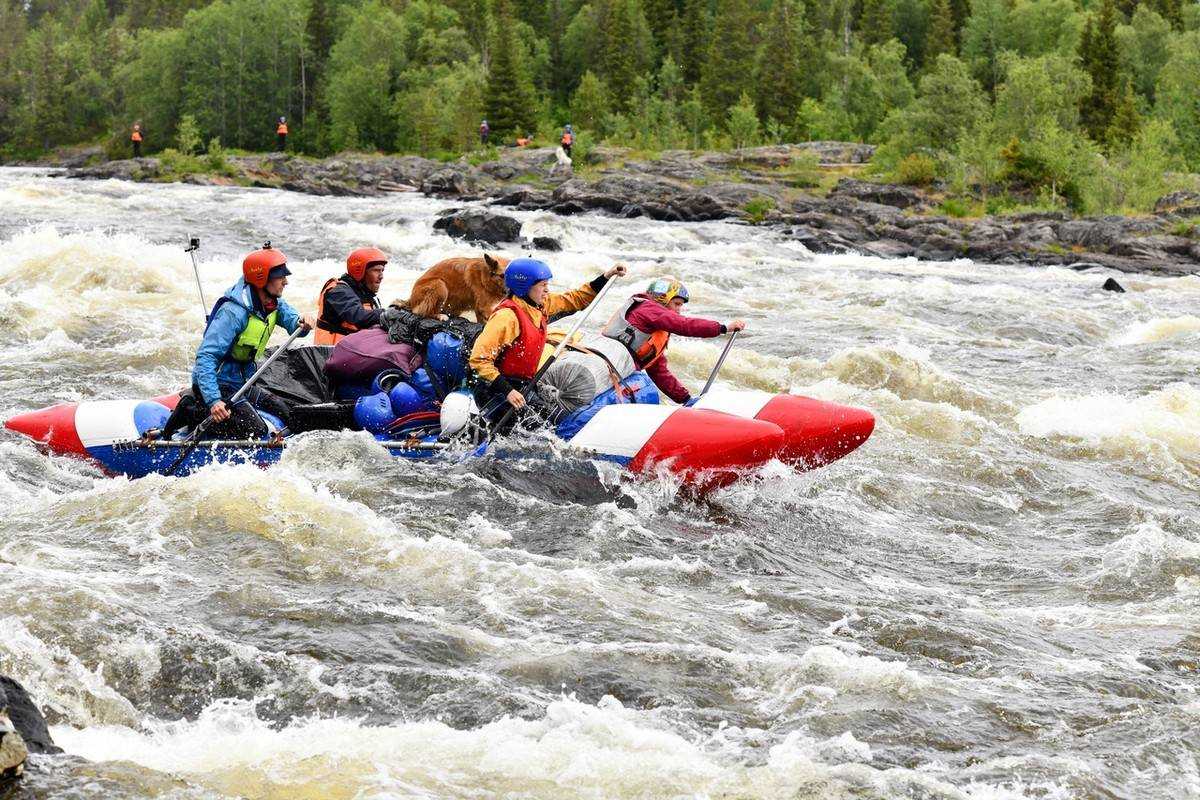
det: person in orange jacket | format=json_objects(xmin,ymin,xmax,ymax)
[
  {"xmin": 560, "ymin": 124, "xmax": 574, "ymax": 158},
  {"xmin": 131, "ymin": 123, "xmax": 143, "ymax": 158},
  {"xmin": 313, "ymin": 247, "xmax": 386, "ymax": 345},
  {"xmin": 276, "ymin": 117, "xmax": 288, "ymax": 151}
]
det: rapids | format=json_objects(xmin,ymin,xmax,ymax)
[{"xmin": 1, "ymin": 167, "xmax": 1198, "ymax": 799}]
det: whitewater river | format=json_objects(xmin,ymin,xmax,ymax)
[{"xmin": 1, "ymin": 166, "xmax": 1198, "ymax": 799}]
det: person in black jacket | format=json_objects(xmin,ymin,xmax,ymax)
[{"xmin": 314, "ymin": 247, "xmax": 387, "ymax": 345}]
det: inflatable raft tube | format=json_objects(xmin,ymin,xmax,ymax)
[{"xmin": 5, "ymin": 395, "xmax": 786, "ymax": 487}]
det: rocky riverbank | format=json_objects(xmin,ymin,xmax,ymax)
[{"xmin": 50, "ymin": 142, "xmax": 1200, "ymax": 275}]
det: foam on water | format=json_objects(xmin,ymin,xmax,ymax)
[{"xmin": 1112, "ymin": 314, "xmax": 1200, "ymax": 345}]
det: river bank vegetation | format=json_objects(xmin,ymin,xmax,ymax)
[{"xmin": 1, "ymin": 0, "xmax": 1198, "ymax": 216}]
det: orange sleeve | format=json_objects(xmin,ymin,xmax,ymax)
[{"xmin": 469, "ymin": 308, "xmax": 520, "ymax": 383}]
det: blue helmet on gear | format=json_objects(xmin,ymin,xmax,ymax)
[{"xmin": 504, "ymin": 258, "xmax": 553, "ymax": 297}]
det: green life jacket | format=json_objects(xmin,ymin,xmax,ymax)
[
  {"xmin": 206, "ymin": 295, "xmax": 278, "ymax": 363},
  {"xmin": 229, "ymin": 309, "xmax": 278, "ymax": 362}
]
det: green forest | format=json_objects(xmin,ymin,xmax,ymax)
[{"xmin": 1, "ymin": 0, "xmax": 1198, "ymax": 213}]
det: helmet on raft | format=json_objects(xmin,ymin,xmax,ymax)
[
  {"xmin": 242, "ymin": 244, "xmax": 289, "ymax": 289},
  {"xmin": 504, "ymin": 258, "xmax": 553, "ymax": 297},
  {"xmin": 647, "ymin": 277, "xmax": 688, "ymax": 304},
  {"xmin": 346, "ymin": 246, "xmax": 387, "ymax": 281}
]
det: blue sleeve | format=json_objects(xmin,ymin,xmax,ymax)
[
  {"xmin": 325, "ymin": 284, "xmax": 381, "ymax": 329},
  {"xmin": 276, "ymin": 298, "xmax": 303, "ymax": 335},
  {"xmin": 192, "ymin": 304, "xmax": 242, "ymax": 407}
]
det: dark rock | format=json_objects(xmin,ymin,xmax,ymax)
[
  {"xmin": 865, "ymin": 239, "xmax": 918, "ymax": 258},
  {"xmin": 1154, "ymin": 191, "xmax": 1200, "ymax": 215},
  {"xmin": 1109, "ymin": 234, "xmax": 1196, "ymax": 258},
  {"xmin": 1, "ymin": 675, "xmax": 62, "ymax": 779},
  {"xmin": 421, "ymin": 167, "xmax": 476, "ymax": 197},
  {"xmin": 531, "ymin": 236, "xmax": 562, "ymax": 251},
  {"xmin": 492, "ymin": 187, "xmax": 553, "ymax": 209},
  {"xmin": 1102, "ymin": 277, "xmax": 1126, "ymax": 292},
  {"xmin": 828, "ymin": 178, "xmax": 925, "ymax": 209},
  {"xmin": 433, "ymin": 209, "xmax": 522, "ymax": 244}
]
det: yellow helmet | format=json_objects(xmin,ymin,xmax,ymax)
[{"xmin": 647, "ymin": 276, "xmax": 689, "ymax": 304}]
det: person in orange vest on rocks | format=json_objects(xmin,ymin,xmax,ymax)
[
  {"xmin": 469, "ymin": 258, "xmax": 626, "ymax": 426},
  {"xmin": 131, "ymin": 123, "xmax": 143, "ymax": 158},
  {"xmin": 276, "ymin": 116, "xmax": 288, "ymax": 151},
  {"xmin": 602, "ymin": 277, "xmax": 745, "ymax": 405},
  {"xmin": 560, "ymin": 124, "xmax": 574, "ymax": 158},
  {"xmin": 313, "ymin": 247, "xmax": 386, "ymax": 345}
]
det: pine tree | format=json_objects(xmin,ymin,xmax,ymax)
[
  {"xmin": 701, "ymin": 0, "xmax": 757, "ymax": 116},
  {"xmin": 485, "ymin": 0, "xmax": 537, "ymax": 138},
  {"xmin": 858, "ymin": 0, "xmax": 895, "ymax": 46},
  {"xmin": 643, "ymin": 0, "xmax": 678, "ymax": 44},
  {"xmin": 679, "ymin": 0, "xmax": 708, "ymax": 84},
  {"xmin": 604, "ymin": 0, "xmax": 643, "ymax": 111},
  {"xmin": 756, "ymin": 0, "xmax": 804, "ymax": 126},
  {"xmin": 925, "ymin": 0, "xmax": 956, "ymax": 61},
  {"xmin": 1106, "ymin": 80, "xmax": 1140, "ymax": 149},
  {"xmin": 1079, "ymin": 0, "xmax": 1120, "ymax": 142}
]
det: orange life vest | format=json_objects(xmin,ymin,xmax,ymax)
[
  {"xmin": 277, "ymin": 122, "xmax": 288, "ymax": 135},
  {"xmin": 561, "ymin": 132, "xmax": 573, "ymax": 146},
  {"xmin": 131, "ymin": 129, "xmax": 142, "ymax": 142},
  {"xmin": 313, "ymin": 277, "xmax": 377, "ymax": 346},
  {"xmin": 495, "ymin": 298, "xmax": 546, "ymax": 380},
  {"xmin": 516, "ymin": 137, "xmax": 531, "ymax": 147}
]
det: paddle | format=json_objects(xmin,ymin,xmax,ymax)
[
  {"xmin": 165, "ymin": 325, "xmax": 307, "ymax": 476},
  {"xmin": 696, "ymin": 329, "xmax": 740, "ymax": 400},
  {"xmin": 470, "ymin": 273, "xmax": 623, "ymax": 456}
]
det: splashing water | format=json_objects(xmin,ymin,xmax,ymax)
[{"xmin": 1, "ymin": 167, "xmax": 1199, "ymax": 799}]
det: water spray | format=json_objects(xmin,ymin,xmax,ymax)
[{"xmin": 185, "ymin": 236, "xmax": 209, "ymax": 321}]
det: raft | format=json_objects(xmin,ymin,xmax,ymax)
[{"xmin": 4, "ymin": 381, "xmax": 873, "ymax": 489}]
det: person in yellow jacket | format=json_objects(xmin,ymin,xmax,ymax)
[{"xmin": 469, "ymin": 259, "xmax": 626, "ymax": 421}]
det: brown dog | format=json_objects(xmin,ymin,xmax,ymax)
[{"xmin": 406, "ymin": 253, "xmax": 510, "ymax": 321}]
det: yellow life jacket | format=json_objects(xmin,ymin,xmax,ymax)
[{"xmin": 228, "ymin": 309, "xmax": 278, "ymax": 362}]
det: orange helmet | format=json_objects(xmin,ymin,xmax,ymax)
[
  {"xmin": 346, "ymin": 247, "xmax": 387, "ymax": 281},
  {"xmin": 243, "ymin": 245, "xmax": 288, "ymax": 289}
]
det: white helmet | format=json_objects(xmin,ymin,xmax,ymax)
[{"xmin": 440, "ymin": 390, "xmax": 478, "ymax": 437}]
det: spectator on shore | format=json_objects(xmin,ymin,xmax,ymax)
[
  {"xmin": 480, "ymin": 119, "xmax": 490, "ymax": 146},
  {"xmin": 131, "ymin": 123, "xmax": 143, "ymax": 158},
  {"xmin": 560, "ymin": 124, "xmax": 573, "ymax": 159},
  {"xmin": 276, "ymin": 117, "xmax": 288, "ymax": 151}
]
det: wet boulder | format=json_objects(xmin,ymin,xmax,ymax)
[
  {"xmin": 1154, "ymin": 190, "xmax": 1200, "ymax": 216},
  {"xmin": 531, "ymin": 236, "xmax": 562, "ymax": 252},
  {"xmin": 1, "ymin": 675, "xmax": 62, "ymax": 778},
  {"xmin": 1102, "ymin": 277, "xmax": 1126, "ymax": 292},
  {"xmin": 433, "ymin": 209, "xmax": 522, "ymax": 244}
]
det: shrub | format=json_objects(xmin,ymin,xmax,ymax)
[
  {"xmin": 894, "ymin": 153, "xmax": 937, "ymax": 185},
  {"xmin": 158, "ymin": 148, "xmax": 205, "ymax": 177},
  {"xmin": 176, "ymin": 114, "xmax": 202, "ymax": 156},
  {"xmin": 743, "ymin": 196, "xmax": 776, "ymax": 223},
  {"xmin": 726, "ymin": 93, "xmax": 761, "ymax": 150},
  {"xmin": 940, "ymin": 198, "xmax": 971, "ymax": 217}
]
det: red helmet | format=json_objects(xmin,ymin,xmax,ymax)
[
  {"xmin": 243, "ymin": 246, "xmax": 288, "ymax": 289},
  {"xmin": 346, "ymin": 247, "xmax": 387, "ymax": 281}
]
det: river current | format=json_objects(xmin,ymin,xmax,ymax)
[{"xmin": 0, "ymin": 167, "xmax": 1197, "ymax": 799}]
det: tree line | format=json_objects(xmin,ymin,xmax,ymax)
[{"xmin": 0, "ymin": 0, "xmax": 1197, "ymax": 213}]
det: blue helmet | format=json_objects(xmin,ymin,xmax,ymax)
[{"xmin": 504, "ymin": 258, "xmax": 553, "ymax": 297}]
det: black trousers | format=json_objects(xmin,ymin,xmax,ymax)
[
  {"xmin": 132, "ymin": 141, "xmax": 141, "ymax": 158},
  {"xmin": 562, "ymin": 143, "xmax": 572, "ymax": 158},
  {"xmin": 162, "ymin": 385, "xmax": 291, "ymax": 441},
  {"xmin": 276, "ymin": 134, "xmax": 286, "ymax": 151}
]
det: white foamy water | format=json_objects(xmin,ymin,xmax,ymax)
[{"xmin": 2, "ymin": 167, "xmax": 1199, "ymax": 799}]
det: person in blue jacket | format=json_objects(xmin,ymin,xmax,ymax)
[{"xmin": 162, "ymin": 245, "xmax": 314, "ymax": 440}]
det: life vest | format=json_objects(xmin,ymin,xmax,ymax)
[
  {"xmin": 277, "ymin": 122, "xmax": 288, "ymax": 135},
  {"xmin": 516, "ymin": 137, "xmax": 531, "ymax": 147},
  {"xmin": 495, "ymin": 298, "xmax": 547, "ymax": 380},
  {"xmin": 561, "ymin": 132, "xmax": 573, "ymax": 146},
  {"xmin": 131, "ymin": 129, "xmax": 142, "ymax": 142},
  {"xmin": 314, "ymin": 277, "xmax": 378, "ymax": 346},
  {"xmin": 601, "ymin": 297, "xmax": 669, "ymax": 369},
  {"xmin": 206, "ymin": 296, "xmax": 278, "ymax": 363}
]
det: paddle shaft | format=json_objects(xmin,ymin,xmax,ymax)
[
  {"xmin": 698, "ymin": 330, "xmax": 739, "ymax": 398},
  {"xmin": 483, "ymin": 274, "xmax": 622, "ymax": 441},
  {"xmin": 165, "ymin": 324, "xmax": 307, "ymax": 475}
]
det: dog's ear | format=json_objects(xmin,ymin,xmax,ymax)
[
  {"xmin": 485, "ymin": 254, "xmax": 506, "ymax": 279},
  {"xmin": 483, "ymin": 253, "xmax": 497, "ymax": 270}
]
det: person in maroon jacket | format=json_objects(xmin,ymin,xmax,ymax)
[{"xmin": 601, "ymin": 277, "xmax": 746, "ymax": 404}]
